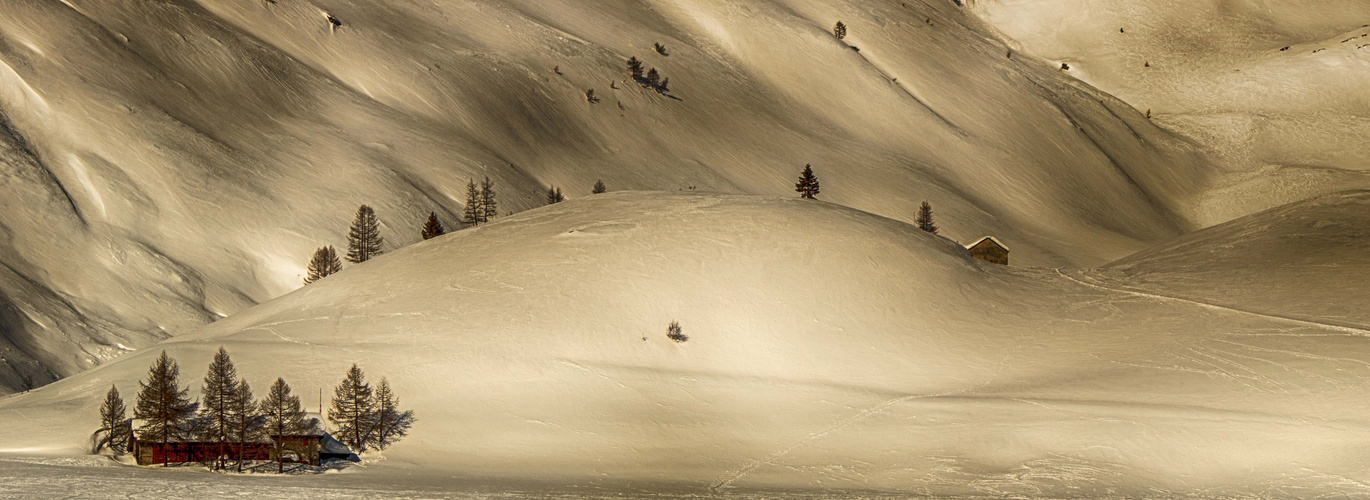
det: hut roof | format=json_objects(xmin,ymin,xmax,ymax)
[{"xmin": 966, "ymin": 236, "xmax": 1009, "ymax": 251}]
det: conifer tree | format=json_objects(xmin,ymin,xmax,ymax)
[
  {"xmin": 480, "ymin": 177, "xmax": 498, "ymax": 223},
  {"xmin": 658, "ymin": 77, "xmax": 669, "ymax": 93},
  {"xmin": 328, "ymin": 364, "xmax": 375, "ymax": 452},
  {"xmin": 304, "ymin": 246, "xmax": 342, "ymax": 285},
  {"xmin": 592, "ymin": 180, "xmax": 607, "ymax": 194},
  {"xmin": 627, "ymin": 56, "xmax": 644, "ymax": 79},
  {"xmin": 654, "ymin": 42, "xmax": 668, "ymax": 56},
  {"xmin": 834, "ymin": 21, "xmax": 847, "ymax": 40},
  {"xmin": 134, "ymin": 351, "xmax": 195, "ymax": 467},
  {"xmin": 198, "ymin": 347, "xmax": 239, "ymax": 470},
  {"xmin": 646, "ymin": 68, "xmax": 661, "ymax": 87},
  {"xmin": 370, "ymin": 377, "xmax": 415, "ymax": 450},
  {"xmin": 463, "ymin": 179, "xmax": 482, "ymax": 227},
  {"xmin": 421, "ymin": 212, "xmax": 446, "ymax": 240},
  {"xmin": 227, "ymin": 379, "xmax": 262, "ymax": 472},
  {"xmin": 547, "ymin": 186, "xmax": 564, "ymax": 204},
  {"xmin": 346, "ymin": 205, "xmax": 384, "ymax": 263},
  {"xmin": 261, "ymin": 378, "xmax": 308, "ymax": 473},
  {"xmin": 795, "ymin": 164, "xmax": 820, "ymax": 199},
  {"xmin": 98, "ymin": 384, "xmax": 128, "ymax": 454},
  {"xmin": 916, "ymin": 201, "xmax": 938, "ymax": 234}
]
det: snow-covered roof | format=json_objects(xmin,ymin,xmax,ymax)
[{"xmin": 966, "ymin": 236, "xmax": 1009, "ymax": 251}]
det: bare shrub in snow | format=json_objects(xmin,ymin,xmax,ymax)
[{"xmin": 667, "ymin": 321, "xmax": 688, "ymax": 343}]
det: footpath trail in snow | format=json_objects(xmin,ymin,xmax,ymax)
[{"xmin": 1055, "ymin": 269, "xmax": 1370, "ymax": 337}]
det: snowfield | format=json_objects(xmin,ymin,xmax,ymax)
[
  {"xmin": 0, "ymin": 0, "xmax": 1219, "ymax": 390},
  {"xmin": 2, "ymin": 192, "xmax": 1368, "ymax": 497}
]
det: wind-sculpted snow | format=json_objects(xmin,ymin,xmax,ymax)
[
  {"xmin": 971, "ymin": 0, "xmax": 1370, "ymax": 223},
  {"xmin": 0, "ymin": 0, "xmax": 1218, "ymax": 391},
  {"xmin": 1, "ymin": 193, "xmax": 1368, "ymax": 496}
]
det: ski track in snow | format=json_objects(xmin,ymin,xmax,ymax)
[{"xmin": 1055, "ymin": 269, "xmax": 1370, "ymax": 337}]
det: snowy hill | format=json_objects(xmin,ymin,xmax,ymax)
[
  {"xmin": 2, "ymin": 193, "xmax": 1368, "ymax": 496},
  {"xmin": 970, "ymin": 0, "xmax": 1370, "ymax": 223},
  {"xmin": 1093, "ymin": 189, "xmax": 1370, "ymax": 329},
  {"xmin": 0, "ymin": 0, "xmax": 1218, "ymax": 391}
]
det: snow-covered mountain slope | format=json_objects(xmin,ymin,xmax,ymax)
[
  {"xmin": 0, "ymin": 0, "xmax": 1216, "ymax": 391},
  {"xmin": 2, "ymin": 193, "xmax": 1368, "ymax": 496},
  {"xmin": 969, "ymin": 0, "xmax": 1370, "ymax": 223},
  {"xmin": 1090, "ymin": 189, "xmax": 1370, "ymax": 329}
]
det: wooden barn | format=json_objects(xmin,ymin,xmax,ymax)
[
  {"xmin": 131, "ymin": 416, "xmax": 328, "ymax": 467},
  {"xmin": 966, "ymin": 236, "xmax": 1009, "ymax": 265}
]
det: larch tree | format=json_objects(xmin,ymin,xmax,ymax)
[
  {"xmin": 916, "ymin": 201, "xmax": 938, "ymax": 234},
  {"xmin": 304, "ymin": 246, "xmax": 343, "ymax": 285},
  {"xmin": 134, "ymin": 350, "xmax": 195, "ymax": 467},
  {"xmin": 480, "ymin": 177, "xmax": 498, "ymax": 223},
  {"xmin": 627, "ymin": 56, "xmax": 644, "ymax": 79},
  {"xmin": 795, "ymin": 164, "xmax": 820, "ymax": 199},
  {"xmin": 260, "ymin": 378, "xmax": 309, "ymax": 473},
  {"xmin": 98, "ymin": 384, "xmax": 128, "ymax": 454},
  {"xmin": 370, "ymin": 377, "xmax": 415, "ymax": 450},
  {"xmin": 226, "ymin": 379, "xmax": 263, "ymax": 472},
  {"xmin": 198, "ymin": 347, "xmax": 240, "ymax": 470},
  {"xmin": 421, "ymin": 212, "xmax": 446, "ymax": 240},
  {"xmin": 592, "ymin": 180, "xmax": 607, "ymax": 194},
  {"xmin": 346, "ymin": 205, "xmax": 384, "ymax": 263},
  {"xmin": 463, "ymin": 179, "xmax": 482, "ymax": 227},
  {"xmin": 328, "ymin": 364, "xmax": 375, "ymax": 453}
]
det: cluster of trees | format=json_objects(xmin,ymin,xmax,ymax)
[
  {"xmin": 626, "ymin": 57, "xmax": 670, "ymax": 93},
  {"xmin": 464, "ymin": 177, "xmax": 499, "ymax": 227},
  {"xmin": 794, "ymin": 164, "xmax": 939, "ymax": 233},
  {"xmin": 305, "ymin": 177, "xmax": 617, "ymax": 285},
  {"xmin": 304, "ymin": 204, "xmax": 386, "ymax": 285},
  {"xmin": 96, "ymin": 349, "xmax": 412, "ymax": 471},
  {"xmin": 327, "ymin": 364, "xmax": 415, "ymax": 454}
]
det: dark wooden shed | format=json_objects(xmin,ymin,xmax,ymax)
[{"xmin": 966, "ymin": 236, "xmax": 1009, "ymax": 265}]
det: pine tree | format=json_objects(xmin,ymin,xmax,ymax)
[
  {"xmin": 646, "ymin": 68, "xmax": 661, "ymax": 87},
  {"xmin": 304, "ymin": 246, "xmax": 343, "ymax": 285},
  {"xmin": 328, "ymin": 364, "xmax": 375, "ymax": 453},
  {"xmin": 592, "ymin": 180, "xmax": 607, "ymax": 194},
  {"xmin": 547, "ymin": 186, "xmax": 564, "ymax": 204},
  {"xmin": 795, "ymin": 164, "xmax": 820, "ymax": 199},
  {"xmin": 227, "ymin": 379, "xmax": 262, "ymax": 472},
  {"xmin": 658, "ymin": 77, "xmax": 669, "ymax": 93},
  {"xmin": 666, "ymin": 321, "xmax": 688, "ymax": 342},
  {"xmin": 463, "ymin": 179, "xmax": 482, "ymax": 227},
  {"xmin": 834, "ymin": 21, "xmax": 847, "ymax": 40},
  {"xmin": 370, "ymin": 377, "xmax": 415, "ymax": 450},
  {"xmin": 421, "ymin": 212, "xmax": 445, "ymax": 240},
  {"xmin": 346, "ymin": 205, "xmax": 384, "ymax": 263},
  {"xmin": 480, "ymin": 177, "xmax": 498, "ymax": 223},
  {"xmin": 627, "ymin": 56, "xmax": 643, "ymax": 79},
  {"xmin": 198, "ymin": 347, "xmax": 239, "ymax": 470},
  {"xmin": 261, "ymin": 378, "xmax": 308, "ymax": 473},
  {"xmin": 98, "ymin": 384, "xmax": 128, "ymax": 454},
  {"xmin": 654, "ymin": 42, "xmax": 668, "ymax": 56},
  {"xmin": 916, "ymin": 201, "xmax": 938, "ymax": 234},
  {"xmin": 134, "ymin": 351, "xmax": 195, "ymax": 467}
]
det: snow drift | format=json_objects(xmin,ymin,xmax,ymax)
[{"xmin": 2, "ymin": 193, "xmax": 1368, "ymax": 496}]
